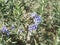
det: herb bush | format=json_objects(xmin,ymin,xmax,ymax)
[{"xmin": 0, "ymin": 0, "xmax": 60, "ymax": 45}]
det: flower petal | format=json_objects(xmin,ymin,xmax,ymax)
[{"xmin": 28, "ymin": 24, "xmax": 37, "ymax": 31}]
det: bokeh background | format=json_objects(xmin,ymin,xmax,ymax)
[{"xmin": 0, "ymin": 0, "xmax": 60, "ymax": 45}]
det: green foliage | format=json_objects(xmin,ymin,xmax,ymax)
[{"xmin": 0, "ymin": 0, "xmax": 60, "ymax": 45}]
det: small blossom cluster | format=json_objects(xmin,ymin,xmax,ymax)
[
  {"xmin": 28, "ymin": 24, "xmax": 37, "ymax": 31},
  {"xmin": 1, "ymin": 24, "xmax": 15, "ymax": 36},
  {"xmin": 1, "ymin": 26, "xmax": 10, "ymax": 36},
  {"xmin": 28, "ymin": 12, "xmax": 42, "ymax": 31},
  {"xmin": 0, "ymin": 12, "xmax": 42, "ymax": 34}
]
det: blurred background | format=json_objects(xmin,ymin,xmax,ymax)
[{"xmin": 0, "ymin": 0, "xmax": 60, "ymax": 45}]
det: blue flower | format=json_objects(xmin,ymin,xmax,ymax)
[
  {"xmin": 1, "ymin": 26, "xmax": 10, "ymax": 36},
  {"xmin": 30, "ymin": 12, "xmax": 37, "ymax": 18},
  {"xmin": 28, "ymin": 24, "xmax": 37, "ymax": 31},
  {"xmin": 1, "ymin": 26, "xmax": 8, "ymax": 33},
  {"xmin": 33, "ymin": 15, "xmax": 42, "ymax": 25}
]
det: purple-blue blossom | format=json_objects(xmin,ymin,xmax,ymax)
[
  {"xmin": 1, "ymin": 26, "xmax": 8, "ymax": 33},
  {"xmin": 28, "ymin": 24, "xmax": 37, "ymax": 31},
  {"xmin": 30, "ymin": 12, "xmax": 37, "ymax": 18},
  {"xmin": 33, "ymin": 15, "xmax": 42, "ymax": 25},
  {"xmin": 1, "ymin": 26, "xmax": 10, "ymax": 35},
  {"xmin": 30, "ymin": 12, "xmax": 42, "ymax": 25}
]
